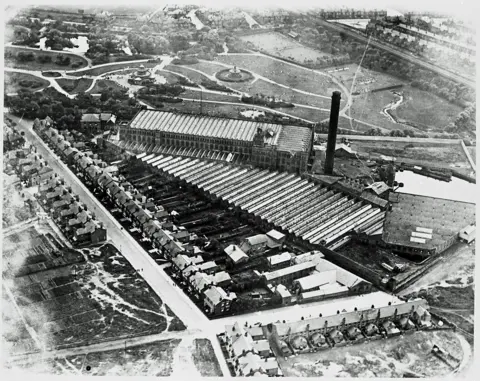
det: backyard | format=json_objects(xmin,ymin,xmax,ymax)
[{"xmin": 2, "ymin": 173, "xmax": 38, "ymax": 229}]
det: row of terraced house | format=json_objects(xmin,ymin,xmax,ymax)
[{"xmin": 34, "ymin": 120, "xmax": 239, "ymax": 316}]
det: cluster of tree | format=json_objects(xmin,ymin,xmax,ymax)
[
  {"xmin": 127, "ymin": 33, "xmax": 171, "ymax": 55},
  {"xmin": 86, "ymin": 34, "xmax": 122, "ymax": 61},
  {"xmin": 4, "ymin": 86, "xmax": 140, "ymax": 129},
  {"xmin": 43, "ymin": 28, "xmax": 77, "ymax": 51},
  {"xmin": 224, "ymin": 35, "xmax": 249, "ymax": 53},
  {"xmin": 201, "ymin": 78, "xmax": 232, "ymax": 93},
  {"xmin": 137, "ymin": 83, "xmax": 185, "ymax": 97},
  {"xmin": 171, "ymin": 55, "xmax": 199, "ymax": 65},
  {"xmin": 445, "ymin": 103, "xmax": 476, "ymax": 133},
  {"xmin": 241, "ymin": 93, "xmax": 294, "ymax": 109},
  {"xmin": 14, "ymin": 51, "xmax": 35, "ymax": 62}
]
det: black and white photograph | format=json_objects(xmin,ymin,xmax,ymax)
[{"xmin": 2, "ymin": 0, "xmax": 477, "ymax": 378}]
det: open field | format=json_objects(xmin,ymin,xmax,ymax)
[
  {"xmin": 240, "ymin": 32, "xmax": 334, "ymax": 61},
  {"xmin": 2, "ymin": 174, "xmax": 38, "ymax": 228},
  {"xmin": 187, "ymin": 61, "xmax": 225, "ymax": 76},
  {"xmin": 5, "ymin": 72, "xmax": 50, "ymax": 94},
  {"xmin": 69, "ymin": 61, "xmax": 157, "ymax": 77},
  {"xmin": 88, "ymin": 79, "xmax": 127, "ymax": 94},
  {"xmin": 280, "ymin": 330, "xmax": 466, "ymax": 377},
  {"xmin": 3, "ymin": 224, "xmax": 185, "ymax": 352},
  {"xmin": 191, "ymin": 338, "xmax": 223, "ymax": 377},
  {"xmin": 55, "ymin": 78, "xmax": 93, "ymax": 94},
  {"xmin": 5, "ymin": 46, "xmax": 88, "ymax": 71},
  {"xmin": 391, "ymin": 87, "xmax": 463, "ymax": 132},
  {"xmin": 12, "ymin": 339, "xmax": 181, "ymax": 376},
  {"xmin": 350, "ymin": 140, "xmax": 471, "ymax": 170},
  {"xmin": 216, "ymin": 54, "xmax": 339, "ymax": 96}
]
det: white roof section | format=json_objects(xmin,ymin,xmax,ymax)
[
  {"xmin": 266, "ymin": 229, "xmax": 285, "ymax": 241},
  {"xmin": 275, "ymin": 284, "xmax": 292, "ymax": 298},
  {"xmin": 224, "ymin": 244, "xmax": 248, "ymax": 263},
  {"xmin": 267, "ymin": 252, "xmax": 293, "ymax": 266},
  {"xmin": 416, "ymin": 227, "xmax": 434, "ymax": 234},
  {"xmin": 294, "ymin": 270, "xmax": 337, "ymax": 291}
]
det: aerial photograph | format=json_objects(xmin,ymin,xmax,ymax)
[{"xmin": 2, "ymin": 0, "xmax": 476, "ymax": 378}]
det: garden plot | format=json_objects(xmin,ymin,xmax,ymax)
[
  {"xmin": 2, "ymin": 174, "xmax": 38, "ymax": 228},
  {"xmin": 240, "ymin": 32, "xmax": 333, "ymax": 62},
  {"xmin": 280, "ymin": 330, "xmax": 467, "ymax": 377},
  {"xmin": 216, "ymin": 54, "xmax": 338, "ymax": 97},
  {"xmin": 4, "ymin": 231, "xmax": 185, "ymax": 353},
  {"xmin": 190, "ymin": 338, "xmax": 224, "ymax": 376}
]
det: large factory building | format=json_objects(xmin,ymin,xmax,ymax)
[{"xmin": 117, "ymin": 110, "xmax": 313, "ymax": 173}]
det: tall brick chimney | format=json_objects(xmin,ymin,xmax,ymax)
[{"xmin": 324, "ymin": 91, "xmax": 341, "ymax": 175}]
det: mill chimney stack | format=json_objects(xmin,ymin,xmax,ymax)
[{"xmin": 324, "ymin": 91, "xmax": 341, "ymax": 175}]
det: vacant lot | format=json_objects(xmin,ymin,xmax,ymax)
[
  {"xmin": 217, "ymin": 54, "xmax": 338, "ymax": 96},
  {"xmin": 191, "ymin": 338, "xmax": 223, "ymax": 377},
  {"xmin": 241, "ymin": 32, "xmax": 334, "ymax": 62},
  {"xmin": 350, "ymin": 140, "xmax": 470, "ymax": 170},
  {"xmin": 5, "ymin": 46, "xmax": 88, "ymax": 71},
  {"xmin": 69, "ymin": 61, "xmax": 156, "ymax": 77},
  {"xmin": 280, "ymin": 330, "xmax": 466, "ymax": 377},
  {"xmin": 4, "ymin": 72, "xmax": 49, "ymax": 94},
  {"xmin": 56, "ymin": 78, "xmax": 93, "ymax": 94}
]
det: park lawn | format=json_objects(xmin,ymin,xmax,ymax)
[
  {"xmin": 88, "ymin": 79, "xmax": 128, "ymax": 94},
  {"xmin": 56, "ymin": 78, "xmax": 93, "ymax": 94},
  {"xmin": 69, "ymin": 61, "xmax": 156, "ymax": 77},
  {"xmin": 282, "ymin": 106, "xmax": 330, "ymax": 122},
  {"xmin": 391, "ymin": 86, "xmax": 463, "ymax": 132},
  {"xmin": 216, "ymin": 54, "xmax": 338, "ymax": 96},
  {"xmin": 155, "ymin": 70, "xmax": 184, "ymax": 84},
  {"xmin": 180, "ymin": 88, "xmax": 240, "ymax": 102},
  {"xmin": 191, "ymin": 338, "xmax": 223, "ymax": 377},
  {"xmin": 4, "ymin": 72, "xmax": 49, "ymax": 94},
  {"xmin": 349, "ymin": 91, "xmax": 419, "ymax": 133},
  {"xmin": 161, "ymin": 99, "xmax": 241, "ymax": 118},
  {"xmin": 224, "ymin": 78, "xmax": 332, "ymax": 109},
  {"xmin": 5, "ymin": 46, "xmax": 88, "ymax": 71},
  {"xmin": 165, "ymin": 64, "xmax": 212, "ymax": 84},
  {"xmin": 188, "ymin": 61, "xmax": 225, "ymax": 76}
]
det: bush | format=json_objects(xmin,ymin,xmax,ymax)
[
  {"xmin": 55, "ymin": 55, "xmax": 71, "ymax": 66},
  {"xmin": 201, "ymin": 78, "xmax": 232, "ymax": 93},
  {"xmin": 37, "ymin": 55, "xmax": 52, "ymax": 64},
  {"xmin": 172, "ymin": 55, "xmax": 199, "ymax": 65}
]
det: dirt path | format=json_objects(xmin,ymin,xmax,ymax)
[{"xmin": 170, "ymin": 337, "xmax": 202, "ymax": 378}]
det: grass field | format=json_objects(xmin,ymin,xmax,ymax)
[
  {"xmin": 165, "ymin": 64, "xmax": 213, "ymax": 84},
  {"xmin": 391, "ymin": 87, "xmax": 463, "ymax": 132},
  {"xmin": 5, "ymin": 46, "xmax": 88, "ymax": 71},
  {"xmin": 349, "ymin": 91, "xmax": 419, "ymax": 133},
  {"xmin": 70, "ymin": 61, "xmax": 156, "ymax": 77},
  {"xmin": 191, "ymin": 338, "xmax": 223, "ymax": 377},
  {"xmin": 4, "ymin": 72, "xmax": 49, "ymax": 94},
  {"xmin": 216, "ymin": 54, "xmax": 338, "ymax": 96},
  {"xmin": 88, "ymin": 79, "xmax": 127, "ymax": 94},
  {"xmin": 240, "ymin": 32, "xmax": 334, "ymax": 62},
  {"xmin": 187, "ymin": 61, "xmax": 224, "ymax": 76},
  {"xmin": 56, "ymin": 78, "xmax": 93, "ymax": 94}
]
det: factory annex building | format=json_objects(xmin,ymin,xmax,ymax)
[{"xmin": 118, "ymin": 110, "xmax": 313, "ymax": 173}]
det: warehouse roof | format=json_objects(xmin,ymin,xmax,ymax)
[
  {"xmin": 294, "ymin": 270, "xmax": 337, "ymax": 291},
  {"xmin": 267, "ymin": 252, "xmax": 293, "ymax": 266},
  {"xmin": 383, "ymin": 192, "xmax": 475, "ymax": 250}
]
